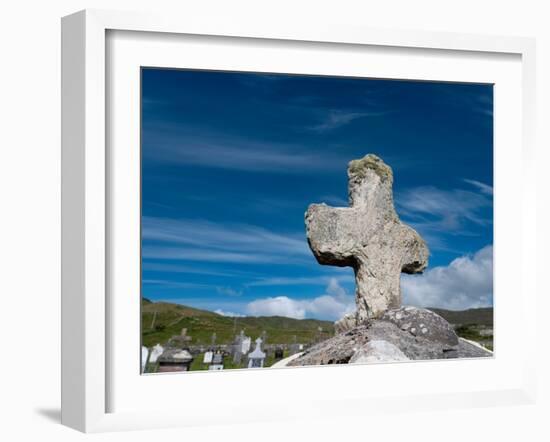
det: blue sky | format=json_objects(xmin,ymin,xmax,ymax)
[{"xmin": 141, "ymin": 69, "xmax": 493, "ymax": 319}]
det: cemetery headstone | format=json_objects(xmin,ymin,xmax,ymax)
[
  {"xmin": 248, "ymin": 337, "xmax": 267, "ymax": 368},
  {"xmin": 149, "ymin": 343, "xmax": 164, "ymax": 364},
  {"xmin": 209, "ymin": 352, "xmax": 224, "ymax": 370},
  {"xmin": 289, "ymin": 335, "xmax": 300, "ymax": 355},
  {"xmin": 157, "ymin": 349, "xmax": 194, "ymax": 372},
  {"xmin": 241, "ymin": 336, "xmax": 251, "ymax": 354},
  {"xmin": 232, "ymin": 330, "xmax": 244, "ymax": 363},
  {"xmin": 203, "ymin": 351, "xmax": 213, "ymax": 364},
  {"xmin": 141, "ymin": 346, "xmax": 149, "ymax": 373}
]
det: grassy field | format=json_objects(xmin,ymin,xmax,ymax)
[
  {"xmin": 141, "ymin": 299, "xmax": 334, "ymax": 348},
  {"xmin": 431, "ymin": 307, "xmax": 494, "ymax": 350}
]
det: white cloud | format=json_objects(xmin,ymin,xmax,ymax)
[
  {"xmin": 216, "ymin": 286, "xmax": 242, "ymax": 297},
  {"xmin": 143, "ymin": 247, "xmax": 280, "ymax": 263},
  {"xmin": 401, "ymin": 245, "xmax": 493, "ymax": 310},
  {"xmin": 310, "ymin": 110, "xmax": 386, "ymax": 132},
  {"xmin": 463, "ymin": 179, "xmax": 493, "ymax": 196},
  {"xmin": 245, "ymin": 278, "xmax": 355, "ymax": 320},
  {"xmin": 144, "ymin": 130, "xmax": 347, "ymax": 173},
  {"xmin": 247, "ymin": 296, "xmax": 307, "ymax": 319},
  {"xmin": 326, "ymin": 277, "xmax": 347, "ymax": 298},
  {"xmin": 214, "ymin": 309, "xmax": 245, "ymax": 317},
  {"xmin": 396, "ymin": 185, "xmax": 492, "ymax": 252},
  {"xmin": 142, "ymin": 216, "xmax": 311, "ymax": 264},
  {"xmin": 246, "ymin": 273, "xmax": 354, "ymax": 287},
  {"xmin": 397, "ymin": 186, "xmax": 491, "ymax": 230},
  {"xmin": 142, "ymin": 279, "xmax": 209, "ymax": 289},
  {"xmin": 142, "ymin": 261, "xmax": 252, "ymax": 278}
]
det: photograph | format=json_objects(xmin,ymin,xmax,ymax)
[
  {"xmin": 1, "ymin": 0, "xmax": 544, "ymax": 438},
  {"xmin": 140, "ymin": 68, "xmax": 494, "ymax": 373}
]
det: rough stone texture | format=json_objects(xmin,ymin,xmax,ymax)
[
  {"xmin": 380, "ymin": 306, "xmax": 458, "ymax": 347},
  {"xmin": 305, "ymin": 154, "xmax": 429, "ymax": 322},
  {"xmin": 349, "ymin": 340, "xmax": 409, "ymax": 364},
  {"xmin": 457, "ymin": 339, "xmax": 494, "ymax": 358},
  {"xmin": 288, "ymin": 307, "xmax": 492, "ymax": 366},
  {"xmin": 334, "ymin": 313, "xmax": 356, "ymax": 334},
  {"xmin": 288, "ymin": 324, "xmax": 371, "ymax": 366}
]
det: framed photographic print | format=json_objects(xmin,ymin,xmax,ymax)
[{"xmin": 61, "ymin": 9, "xmax": 537, "ymax": 433}]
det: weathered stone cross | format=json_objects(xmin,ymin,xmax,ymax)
[{"xmin": 305, "ymin": 154, "xmax": 429, "ymax": 328}]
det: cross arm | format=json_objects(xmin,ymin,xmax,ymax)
[
  {"xmin": 305, "ymin": 203, "xmax": 357, "ymax": 267},
  {"xmin": 398, "ymin": 224, "xmax": 429, "ymax": 274}
]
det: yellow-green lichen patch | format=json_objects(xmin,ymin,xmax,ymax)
[{"xmin": 348, "ymin": 154, "xmax": 393, "ymax": 182}]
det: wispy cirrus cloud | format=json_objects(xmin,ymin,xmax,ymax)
[
  {"xmin": 142, "ymin": 216, "xmax": 311, "ymax": 265},
  {"xmin": 432, "ymin": 85, "xmax": 493, "ymax": 119},
  {"xmin": 216, "ymin": 286, "xmax": 242, "ymax": 297},
  {"xmin": 142, "ymin": 261, "xmax": 254, "ymax": 278},
  {"xmin": 142, "ymin": 279, "xmax": 210, "ymax": 289},
  {"xmin": 143, "ymin": 247, "xmax": 281, "ymax": 263},
  {"xmin": 397, "ymin": 185, "xmax": 491, "ymax": 231},
  {"xmin": 309, "ymin": 110, "xmax": 387, "ymax": 132},
  {"xmin": 143, "ymin": 129, "xmax": 347, "ymax": 174},
  {"xmin": 463, "ymin": 179, "xmax": 493, "ymax": 195},
  {"xmin": 246, "ymin": 274, "xmax": 354, "ymax": 288},
  {"xmin": 395, "ymin": 181, "xmax": 492, "ymax": 253}
]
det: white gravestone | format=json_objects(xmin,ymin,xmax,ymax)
[
  {"xmin": 149, "ymin": 344, "xmax": 164, "ymax": 364},
  {"xmin": 241, "ymin": 336, "xmax": 251, "ymax": 354},
  {"xmin": 247, "ymin": 338, "xmax": 266, "ymax": 368},
  {"xmin": 233, "ymin": 331, "xmax": 251, "ymax": 364},
  {"xmin": 203, "ymin": 351, "xmax": 213, "ymax": 364},
  {"xmin": 141, "ymin": 346, "xmax": 149, "ymax": 372}
]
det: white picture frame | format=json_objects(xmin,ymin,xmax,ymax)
[{"xmin": 61, "ymin": 9, "xmax": 537, "ymax": 433}]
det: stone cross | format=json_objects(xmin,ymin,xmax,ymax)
[{"xmin": 305, "ymin": 154, "xmax": 429, "ymax": 325}]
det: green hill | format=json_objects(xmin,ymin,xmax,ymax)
[
  {"xmin": 429, "ymin": 307, "xmax": 493, "ymax": 326},
  {"xmin": 141, "ymin": 300, "xmax": 494, "ymax": 348},
  {"xmin": 141, "ymin": 300, "xmax": 334, "ymax": 348}
]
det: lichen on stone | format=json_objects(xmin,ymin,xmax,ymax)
[{"xmin": 348, "ymin": 154, "xmax": 393, "ymax": 182}]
